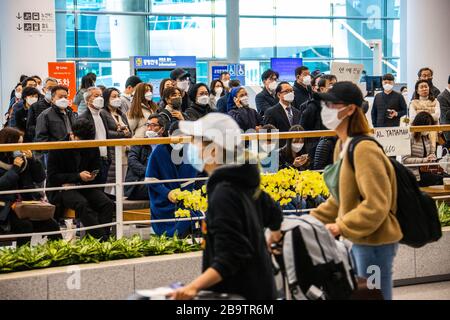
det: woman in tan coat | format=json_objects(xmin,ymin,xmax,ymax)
[{"xmin": 312, "ymin": 81, "xmax": 402, "ymax": 300}]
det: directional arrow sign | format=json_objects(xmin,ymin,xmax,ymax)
[
  {"xmin": 16, "ymin": 12, "xmax": 23, "ymax": 19},
  {"xmin": 17, "ymin": 24, "xmax": 22, "ymax": 31}
]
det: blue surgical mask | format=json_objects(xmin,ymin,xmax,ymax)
[{"xmin": 186, "ymin": 144, "xmax": 205, "ymax": 172}]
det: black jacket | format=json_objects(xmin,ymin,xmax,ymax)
[
  {"xmin": 124, "ymin": 145, "xmax": 152, "ymax": 198},
  {"xmin": 204, "ymin": 164, "xmax": 283, "ymax": 300},
  {"xmin": 216, "ymin": 94, "xmax": 229, "ymax": 114},
  {"xmin": 99, "ymin": 108, "xmax": 131, "ymax": 139},
  {"xmin": 35, "ymin": 105, "xmax": 77, "ymax": 142},
  {"xmin": 12, "ymin": 105, "xmax": 31, "ymax": 141},
  {"xmin": 255, "ymin": 88, "xmax": 279, "ymax": 117},
  {"xmin": 371, "ymin": 91, "xmax": 407, "ymax": 127},
  {"xmin": 185, "ymin": 103, "xmax": 214, "ymax": 121},
  {"xmin": 438, "ymin": 89, "xmax": 450, "ymax": 140},
  {"xmin": 278, "ymin": 144, "xmax": 311, "ymax": 171},
  {"xmin": 26, "ymin": 98, "xmax": 52, "ymax": 142},
  {"xmin": 263, "ymin": 103, "xmax": 300, "ymax": 133},
  {"xmin": 228, "ymin": 107, "xmax": 263, "ymax": 131},
  {"xmin": 313, "ymin": 137, "xmax": 338, "ymax": 170},
  {"xmin": 431, "ymin": 85, "xmax": 441, "ymax": 99},
  {"xmin": 293, "ymin": 81, "xmax": 313, "ymax": 111},
  {"xmin": 79, "ymin": 108, "xmax": 112, "ymax": 160},
  {"xmin": 300, "ymin": 98, "xmax": 326, "ymax": 132}
]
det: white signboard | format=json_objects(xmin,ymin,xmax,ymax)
[
  {"xmin": 16, "ymin": 10, "xmax": 55, "ymax": 34},
  {"xmin": 330, "ymin": 62, "xmax": 364, "ymax": 83},
  {"xmin": 374, "ymin": 127, "xmax": 411, "ymax": 157}
]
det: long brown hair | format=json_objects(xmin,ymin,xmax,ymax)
[
  {"xmin": 0, "ymin": 127, "xmax": 23, "ymax": 144},
  {"xmin": 347, "ymin": 107, "xmax": 371, "ymax": 137},
  {"xmin": 128, "ymin": 83, "xmax": 158, "ymax": 120}
]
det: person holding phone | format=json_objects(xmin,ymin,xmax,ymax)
[{"xmin": 278, "ymin": 125, "xmax": 312, "ymax": 171}]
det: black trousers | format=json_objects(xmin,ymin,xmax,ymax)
[
  {"xmin": 419, "ymin": 171, "xmax": 450, "ymax": 187},
  {"xmin": 126, "ymin": 184, "xmax": 149, "ymax": 201},
  {"xmin": 9, "ymin": 211, "xmax": 61, "ymax": 246},
  {"xmin": 60, "ymin": 189, "xmax": 114, "ymax": 240}
]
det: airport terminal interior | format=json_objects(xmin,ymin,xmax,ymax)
[{"xmin": 0, "ymin": 0, "xmax": 449, "ymax": 302}]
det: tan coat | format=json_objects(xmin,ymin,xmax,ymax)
[{"xmin": 311, "ymin": 139, "xmax": 403, "ymax": 245}]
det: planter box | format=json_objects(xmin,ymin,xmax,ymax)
[
  {"xmin": 0, "ymin": 252, "xmax": 202, "ymax": 300},
  {"xmin": 1, "ymin": 228, "xmax": 449, "ymax": 299}
]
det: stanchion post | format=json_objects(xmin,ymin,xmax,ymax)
[{"xmin": 115, "ymin": 146, "xmax": 124, "ymax": 239}]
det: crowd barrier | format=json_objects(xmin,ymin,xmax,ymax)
[{"xmin": 0, "ymin": 125, "xmax": 449, "ymax": 241}]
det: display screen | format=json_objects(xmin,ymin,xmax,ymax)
[
  {"xmin": 270, "ymin": 58, "xmax": 303, "ymax": 82},
  {"xmin": 136, "ymin": 70, "xmax": 172, "ymax": 102}
]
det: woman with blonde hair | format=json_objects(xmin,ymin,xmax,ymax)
[{"xmin": 128, "ymin": 83, "xmax": 158, "ymax": 138}]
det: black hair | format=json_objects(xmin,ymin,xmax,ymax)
[
  {"xmin": 317, "ymin": 77, "xmax": 328, "ymax": 89},
  {"xmin": 382, "ymin": 73, "xmax": 395, "ymax": 81},
  {"xmin": 168, "ymin": 121, "xmax": 180, "ymax": 136},
  {"xmin": 19, "ymin": 75, "xmax": 28, "ymax": 83},
  {"xmin": 80, "ymin": 75, "xmax": 95, "ymax": 90},
  {"xmin": 31, "ymin": 75, "xmax": 42, "ymax": 81},
  {"xmin": 14, "ymin": 83, "xmax": 22, "ymax": 90},
  {"xmin": 261, "ymin": 69, "xmax": 280, "ymax": 82},
  {"xmin": 295, "ymin": 66, "xmax": 309, "ymax": 77},
  {"xmin": 412, "ymin": 111, "xmax": 435, "ymax": 141},
  {"xmin": 162, "ymin": 87, "xmax": 182, "ymax": 105},
  {"xmin": 72, "ymin": 118, "xmax": 96, "ymax": 140},
  {"xmin": 323, "ymin": 74, "xmax": 337, "ymax": 82},
  {"xmin": 413, "ymin": 79, "xmax": 435, "ymax": 101},
  {"xmin": 22, "ymin": 87, "xmax": 40, "ymax": 100},
  {"xmin": 159, "ymin": 78, "xmax": 173, "ymax": 98},
  {"xmin": 220, "ymin": 71, "xmax": 230, "ymax": 78},
  {"xmin": 188, "ymin": 83, "xmax": 210, "ymax": 103},
  {"xmin": 85, "ymin": 72, "xmax": 97, "ymax": 82},
  {"xmin": 282, "ymin": 125, "xmax": 307, "ymax": 161},
  {"xmin": 400, "ymin": 86, "xmax": 407, "ymax": 92},
  {"xmin": 229, "ymin": 79, "xmax": 241, "ymax": 88},
  {"xmin": 417, "ymin": 67, "xmax": 433, "ymax": 78},
  {"xmin": 125, "ymin": 75, "xmax": 142, "ymax": 89},
  {"xmin": 103, "ymin": 87, "xmax": 121, "ymax": 111},
  {"xmin": 210, "ymin": 80, "xmax": 225, "ymax": 96},
  {"xmin": 275, "ymin": 81, "xmax": 291, "ymax": 96},
  {"xmin": 148, "ymin": 114, "xmax": 169, "ymax": 137},
  {"xmin": 51, "ymin": 85, "xmax": 69, "ymax": 97},
  {"xmin": 21, "ymin": 77, "xmax": 37, "ymax": 88}
]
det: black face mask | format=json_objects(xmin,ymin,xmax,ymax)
[{"xmin": 171, "ymin": 97, "xmax": 183, "ymax": 110}]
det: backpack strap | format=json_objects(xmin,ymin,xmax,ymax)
[{"xmin": 347, "ymin": 135, "xmax": 385, "ymax": 171}]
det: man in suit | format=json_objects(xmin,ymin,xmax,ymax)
[
  {"xmin": 255, "ymin": 69, "xmax": 279, "ymax": 117},
  {"xmin": 438, "ymin": 76, "xmax": 450, "ymax": 145},
  {"xmin": 293, "ymin": 66, "xmax": 313, "ymax": 112},
  {"xmin": 264, "ymin": 82, "xmax": 300, "ymax": 146}
]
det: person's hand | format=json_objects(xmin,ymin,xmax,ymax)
[
  {"xmin": 267, "ymin": 230, "xmax": 283, "ymax": 254},
  {"xmin": 169, "ymin": 284, "xmax": 198, "ymax": 300},
  {"xmin": 13, "ymin": 157, "xmax": 24, "ymax": 168},
  {"xmin": 293, "ymin": 155, "xmax": 308, "ymax": 167},
  {"xmin": 326, "ymin": 223, "xmax": 341, "ymax": 237},
  {"xmin": 255, "ymin": 126, "xmax": 262, "ymax": 132},
  {"xmin": 389, "ymin": 110, "xmax": 398, "ymax": 119},
  {"xmin": 168, "ymin": 190, "xmax": 178, "ymax": 203},
  {"xmin": 427, "ymin": 154, "xmax": 437, "ymax": 162},
  {"xmin": 80, "ymin": 171, "xmax": 94, "ymax": 182},
  {"xmin": 171, "ymin": 111, "xmax": 184, "ymax": 120},
  {"xmin": 22, "ymin": 150, "xmax": 33, "ymax": 159}
]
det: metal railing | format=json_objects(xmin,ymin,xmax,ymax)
[{"xmin": 0, "ymin": 125, "xmax": 449, "ymax": 241}]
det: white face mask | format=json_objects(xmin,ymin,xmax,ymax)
[
  {"xmin": 26, "ymin": 97, "xmax": 38, "ymax": 106},
  {"xmin": 92, "ymin": 96, "xmax": 104, "ymax": 110},
  {"xmin": 260, "ymin": 142, "xmax": 275, "ymax": 153},
  {"xmin": 110, "ymin": 98, "xmax": 122, "ymax": 108},
  {"xmin": 284, "ymin": 92, "xmax": 295, "ymax": 103},
  {"xmin": 145, "ymin": 130, "xmax": 159, "ymax": 138},
  {"xmin": 291, "ymin": 143, "xmax": 304, "ymax": 153},
  {"xmin": 303, "ymin": 75, "xmax": 312, "ymax": 86},
  {"xmin": 215, "ymin": 87, "xmax": 223, "ymax": 96},
  {"xmin": 145, "ymin": 92, "xmax": 153, "ymax": 101},
  {"xmin": 44, "ymin": 91, "xmax": 52, "ymax": 103},
  {"xmin": 177, "ymin": 80, "xmax": 190, "ymax": 92},
  {"xmin": 222, "ymin": 80, "xmax": 230, "ymax": 88},
  {"xmin": 268, "ymin": 80, "xmax": 278, "ymax": 92},
  {"xmin": 320, "ymin": 102, "xmax": 347, "ymax": 130},
  {"xmin": 383, "ymin": 84, "xmax": 394, "ymax": 92},
  {"xmin": 15, "ymin": 91, "xmax": 22, "ymax": 100},
  {"xmin": 55, "ymin": 98, "xmax": 69, "ymax": 109},
  {"xmin": 197, "ymin": 95, "xmax": 210, "ymax": 106},
  {"xmin": 239, "ymin": 96, "xmax": 249, "ymax": 107}
]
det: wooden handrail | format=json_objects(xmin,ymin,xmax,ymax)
[{"xmin": 0, "ymin": 125, "xmax": 449, "ymax": 152}]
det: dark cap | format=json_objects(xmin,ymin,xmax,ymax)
[
  {"xmin": 170, "ymin": 68, "xmax": 191, "ymax": 81},
  {"xmin": 317, "ymin": 81, "xmax": 364, "ymax": 107},
  {"xmin": 125, "ymin": 76, "xmax": 142, "ymax": 88}
]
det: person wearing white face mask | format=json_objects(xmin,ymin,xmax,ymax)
[
  {"xmin": 255, "ymin": 69, "xmax": 280, "ymax": 117},
  {"xmin": 312, "ymin": 81, "xmax": 402, "ymax": 301},
  {"xmin": 209, "ymin": 80, "xmax": 225, "ymax": 110},
  {"xmin": 227, "ymin": 87, "xmax": 263, "ymax": 131},
  {"xmin": 185, "ymin": 83, "xmax": 214, "ymax": 121},
  {"xmin": 26, "ymin": 77, "xmax": 59, "ymax": 143},
  {"xmin": 170, "ymin": 68, "xmax": 192, "ymax": 112},
  {"xmin": 128, "ymin": 83, "xmax": 159, "ymax": 138},
  {"xmin": 293, "ymin": 66, "xmax": 313, "ymax": 110},
  {"xmin": 278, "ymin": 124, "xmax": 310, "ymax": 171},
  {"xmin": 35, "ymin": 85, "xmax": 77, "ymax": 142},
  {"xmin": 10, "ymin": 87, "xmax": 40, "ymax": 141},
  {"xmin": 371, "ymin": 73, "xmax": 407, "ymax": 128}
]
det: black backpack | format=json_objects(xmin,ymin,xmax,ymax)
[{"xmin": 348, "ymin": 135, "xmax": 442, "ymax": 248}]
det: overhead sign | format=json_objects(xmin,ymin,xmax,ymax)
[
  {"xmin": 133, "ymin": 56, "xmax": 196, "ymax": 70},
  {"xmin": 330, "ymin": 62, "xmax": 364, "ymax": 83},
  {"xmin": 374, "ymin": 127, "xmax": 411, "ymax": 157},
  {"xmin": 270, "ymin": 58, "xmax": 303, "ymax": 82},
  {"xmin": 48, "ymin": 62, "xmax": 77, "ymax": 111},
  {"xmin": 212, "ymin": 66, "xmax": 228, "ymax": 80},
  {"xmin": 16, "ymin": 10, "xmax": 55, "ymax": 33},
  {"xmin": 227, "ymin": 64, "xmax": 246, "ymax": 85}
]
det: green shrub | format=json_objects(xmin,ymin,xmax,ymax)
[
  {"xmin": 438, "ymin": 202, "xmax": 450, "ymax": 228},
  {"xmin": 0, "ymin": 235, "xmax": 201, "ymax": 274}
]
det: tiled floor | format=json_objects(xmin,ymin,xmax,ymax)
[{"xmin": 394, "ymin": 281, "xmax": 450, "ymax": 300}]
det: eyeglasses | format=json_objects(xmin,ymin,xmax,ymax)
[
  {"xmin": 146, "ymin": 123, "xmax": 161, "ymax": 128},
  {"xmin": 198, "ymin": 92, "xmax": 209, "ymax": 96},
  {"xmin": 280, "ymin": 90, "xmax": 294, "ymax": 94}
]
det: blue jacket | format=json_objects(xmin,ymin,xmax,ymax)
[
  {"xmin": 145, "ymin": 144, "xmax": 198, "ymax": 237},
  {"xmin": 216, "ymin": 93, "xmax": 229, "ymax": 114}
]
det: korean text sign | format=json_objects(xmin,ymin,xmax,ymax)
[{"xmin": 48, "ymin": 62, "xmax": 77, "ymax": 111}]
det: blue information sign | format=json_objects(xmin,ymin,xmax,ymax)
[
  {"xmin": 270, "ymin": 58, "xmax": 303, "ymax": 82},
  {"xmin": 227, "ymin": 64, "xmax": 246, "ymax": 85},
  {"xmin": 133, "ymin": 56, "xmax": 197, "ymax": 70},
  {"xmin": 212, "ymin": 66, "xmax": 228, "ymax": 80}
]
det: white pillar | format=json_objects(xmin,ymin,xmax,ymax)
[
  {"xmin": 406, "ymin": 0, "xmax": 450, "ymax": 93},
  {"xmin": 0, "ymin": 0, "xmax": 56, "ymax": 120},
  {"xmin": 226, "ymin": 0, "xmax": 240, "ymax": 64}
]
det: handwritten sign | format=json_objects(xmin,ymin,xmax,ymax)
[
  {"xmin": 374, "ymin": 127, "xmax": 411, "ymax": 157},
  {"xmin": 330, "ymin": 62, "xmax": 364, "ymax": 84},
  {"xmin": 48, "ymin": 62, "xmax": 77, "ymax": 111}
]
